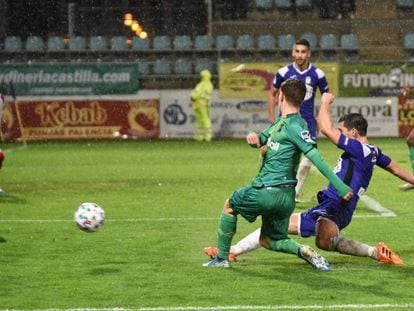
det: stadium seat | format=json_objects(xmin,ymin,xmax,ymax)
[
  {"xmin": 404, "ymin": 33, "xmax": 414, "ymax": 49},
  {"xmin": 25, "ymin": 36, "xmax": 44, "ymax": 51},
  {"xmin": 215, "ymin": 35, "xmax": 234, "ymax": 50},
  {"xmin": 173, "ymin": 35, "xmax": 193, "ymax": 50},
  {"xmin": 153, "ymin": 35, "xmax": 171, "ymax": 50},
  {"xmin": 340, "ymin": 33, "xmax": 359, "ymax": 50},
  {"xmin": 236, "ymin": 34, "xmax": 255, "ymax": 50},
  {"xmin": 255, "ymin": 0, "xmax": 273, "ymax": 11},
  {"xmin": 194, "ymin": 35, "xmax": 213, "ymax": 50},
  {"xmin": 138, "ymin": 62, "xmax": 150, "ymax": 75},
  {"xmin": 69, "ymin": 36, "xmax": 87, "ymax": 51},
  {"xmin": 47, "ymin": 36, "xmax": 65, "ymax": 51},
  {"xmin": 319, "ymin": 34, "xmax": 338, "ymax": 50},
  {"xmin": 4, "ymin": 36, "xmax": 23, "ymax": 52},
  {"xmin": 174, "ymin": 59, "xmax": 193, "ymax": 74},
  {"xmin": 278, "ymin": 34, "xmax": 295, "ymax": 51},
  {"xmin": 131, "ymin": 37, "xmax": 150, "ymax": 50},
  {"xmin": 300, "ymin": 32, "xmax": 318, "ymax": 49},
  {"xmin": 89, "ymin": 36, "xmax": 107, "ymax": 50},
  {"xmin": 110, "ymin": 36, "xmax": 129, "ymax": 50},
  {"xmin": 274, "ymin": 0, "xmax": 293, "ymax": 9},
  {"xmin": 194, "ymin": 58, "xmax": 215, "ymax": 74},
  {"xmin": 397, "ymin": 0, "xmax": 414, "ymax": 9},
  {"xmin": 295, "ymin": 0, "xmax": 313, "ymax": 9},
  {"xmin": 153, "ymin": 59, "xmax": 172, "ymax": 75},
  {"xmin": 257, "ymin": 34, "xmax": 276, "ymax": 50}
]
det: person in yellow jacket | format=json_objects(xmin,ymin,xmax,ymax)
[{"xmin": 191, "ymin": 70, "xmax": 213, "ymax": 141}]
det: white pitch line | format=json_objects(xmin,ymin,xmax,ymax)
[
  {"xmin": 3, "ymin": 304, "xmax": 414, "ymax": 311},
  {"xmin": 0, "ymin": 217, "xmax": 219, "ymax": 223},
  {"xmin": 360, "ymin": 195, "xmax": 396, "ymax": 217}
]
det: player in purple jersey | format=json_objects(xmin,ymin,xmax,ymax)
[
  {"xmin": 267, "ymin": 39, "xmax": 329, "ymax": 202},
  {"xmin": 205, "ymin": 93, "xmax": 414, "ymax": 265}
]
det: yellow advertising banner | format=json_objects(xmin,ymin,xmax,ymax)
[{"xmin": 219, "ymin": 62, "xmax": 339, "ymax": 99}]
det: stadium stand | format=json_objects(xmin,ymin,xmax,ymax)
[
  {"xmin": 236, "ymin": 34, "xmax": 255, "ymax": 50},
  {"xmin": 69, "ymin": 36, "xmax": 87, "ymax": 51},
  {"xmin": 131, "ymin": 37, "xmax": 150, "ymax": 50},
  {"xmin": 25, "ymin": 36, "xmax": 44, "ymax": 51},
  {"xmin": 299, "ymin": 32, "xmax": 318, "ymax": 49},
  {"xmin": 257, "ymin": 34, "xmax": 276, "ymax": 50},
  {"xmin": 153, "ymin": 35, "xmax": 172, "ymax": 51},
  {"xmin": 173, "ymin": 35, "xmax": 193, "ymax": 51},
  {"xmin": 174, "ymin": 58, "xmax": 193, "ymax": 75},
  {"xmin": 47, "ymin": 36, "xmax": 65, "ymax": 51},
  {"xmin": 215, "ymin": 34, "xmax": 234, "ymax": 50},
  {"xmin": 89, "ymin": 36, "xmax": 107, "ymax": 51},
  {"xmin": 194, "ymin": 35, "xmax": 214, "ymax": 51},
  {"xmin": 153, "ymin": 59, "xmax": 172, "ymax": 75},
  {"xmin": 110, "ymin": 36, "xmax": 129, "ymax": 51},
  {"xmin": 4, "ymin": 36, "xmax": 23, "ymax": 52}
]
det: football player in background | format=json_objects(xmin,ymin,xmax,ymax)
[
  {"xmin": 205, "ymin": 93, "xmax": 414, "ymax": 265},
  {"xmin": 268, "ymin": 38, "xmax": 330, "ymax": 202},
  {"xmin": 0, "ymin": 93, "xmax": 5, "ymax": 195},
  {"xmin": 399, "ymin": 128, "xmax": 414, "ymax": 191}
]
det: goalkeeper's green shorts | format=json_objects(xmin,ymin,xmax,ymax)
[{"xmin": 229, "ymin": 184, "xmax": 295, "ymax": 241}]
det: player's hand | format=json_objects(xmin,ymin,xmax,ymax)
[
  {"xmin": 246, "ymin": 132, "xmax": 260, "ymax": 147},
  {"xmin": 341, "ymin": 190, "xmax": 353, "ymax": 201},
  {"xmin": 321, "ymin": 93, "xmax": 335, "ymax": 106}
]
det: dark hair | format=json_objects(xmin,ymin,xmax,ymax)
[
  {"xmin": 295, "ymin": 38, "xmax": 311, "ymax": 49},
  {"xmin": 280, "ymin": 78, "xmax": 307, "ymax": 107},
  {"xmin": 338, "ymin": 113, "xmax": 368, "ymax": 136}
]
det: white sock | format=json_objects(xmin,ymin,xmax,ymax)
[
  {"xmin": 295, "ymin": 157, "xmax": 312, "ymax": 197},
  {"xmin": 230, "ymin": 228, "xmax": 261, "ymax": 255}
]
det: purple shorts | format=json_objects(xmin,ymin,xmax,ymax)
[{"xmin": 299, "ymin": 192, "xmax": 356, "ymax": 237}]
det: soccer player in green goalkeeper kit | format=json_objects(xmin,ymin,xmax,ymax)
[{"xmin": 203, "ymin": 78, "xmax": 353, "ymax": 270}]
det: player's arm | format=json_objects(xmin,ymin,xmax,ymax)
[
  {"xmin": 267, "ymin": 85, "xmax": 279, "ymax": 123},
  {"xmin": 317, "ymin": 93, "xmax": 341, "ymax": 145},
  {"xmin": 384, "ymin": 160, "xmax": 414, "ymax": 185},
  {"xmin": 305, "ymin": 148, "xmax": 352, "ymax": 200}
]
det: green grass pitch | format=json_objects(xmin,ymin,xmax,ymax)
[{"xmin": 0, "ymin": 138, "xmax": 413, "ymax": 310}]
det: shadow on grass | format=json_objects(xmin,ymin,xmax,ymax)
[
  {"xmin": 0, "ymin": 194, "xmax": 27, "ymax": 205},
  {"xmin": 89, "ymin": 267, "xmax": 122, "ymax": 275},
  {"xmin": 0, "ymin": 237, "xmax": 6, "ymax": 243}
]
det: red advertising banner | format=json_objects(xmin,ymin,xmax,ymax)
[
  {"xmin": 1, "ymin": 99, "xmax": 159, "ymax": 141},
  {"xmin": 398, "ymin": 94, "xmax": 414, "ymax": 137}
]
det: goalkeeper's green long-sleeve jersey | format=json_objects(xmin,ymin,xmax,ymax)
[{"xmin": 251, "ymin": 113, "xmax": 351, "ymax": 197}]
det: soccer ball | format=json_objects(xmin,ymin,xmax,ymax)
[{"xmin": 74, "ymin": 202, "xmax": 105, "ymax": 232}]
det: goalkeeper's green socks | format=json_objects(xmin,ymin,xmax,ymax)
[
  {"xmin": 269, "ymin": 238, "xmax": 300, "ymax": 255},
  {"xmin": 217, "ymin": 212, "xmax": 237, "ymax": 260},
  {"xmin": 409, "ymin": 146, "xmax": 414, "ymax": 173}
]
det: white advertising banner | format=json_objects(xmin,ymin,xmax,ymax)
[{"xmin": 136, "ymin": 90, "xmax": 399, "ymax": 138}]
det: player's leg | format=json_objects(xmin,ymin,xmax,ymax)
[
  {"xmin": 203, "ymin": 199, "xmax": 236, "ymax": 268},
  {"xmin": 316, "ymin": 217, "xmax": 403, "ymax": 264},
  {"xmin": 259, "ymin": 188, "xmax": 330, "ymax": 271},
  {"xmin": 261, "ymin": 221, "xmax": 331, "ymax": 271},
  {"xmin": 294, "ymin": 156, "xmax": 311, "ymax": 202},
  {"xmin": 0, "ymin": 149, "xmax": 5, "ymax": 195},
  {"xmin": 193, "ymin": 106, "xmax": 203, "ymax": 141},
  {"xmin": 400, "ymin": 129, "xmax": 414, "ymax": 190}
]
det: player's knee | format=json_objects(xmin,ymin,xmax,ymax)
[
  {"xmin": 315, "ymin": 218, "xmax": 339, "ymax": 251},
  {"xmin": 223, "ymin": 199, "xmax": 236, "ymax": 216}
]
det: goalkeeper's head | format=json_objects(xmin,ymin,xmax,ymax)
[{"xmin": 280, "ymin": 78, "xmax": 306, "ymax": 108}]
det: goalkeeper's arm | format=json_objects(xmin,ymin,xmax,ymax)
[{"xmin": 306, "ymin": 148, "xmax": 353, "ymax": 200}]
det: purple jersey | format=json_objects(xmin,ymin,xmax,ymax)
[
  {"xmin": 299, "ymin": 134, "xmax": 392, "ymax": 237},
  {"xmin": 272, "ymin": 63, "xmax": 329, "ymax": 139}
]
